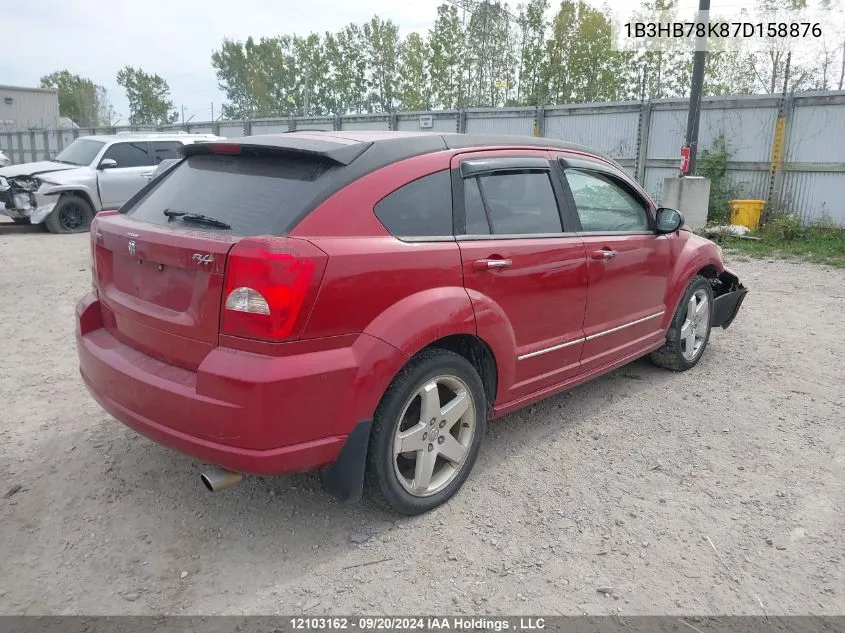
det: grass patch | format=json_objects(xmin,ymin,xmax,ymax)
[{"xmin": 714, "ymin": 218, "xmax": 845, "ymax": 267}]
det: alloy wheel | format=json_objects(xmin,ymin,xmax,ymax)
[
  {"xmin": 392, "ymin": 375, "xmax": 476, "ymax": 497},
  {"xmin": 59, "ymin": 203, "xmax": 85, "ymax": 231},
  {"xmin": 680, "ymin": 289, "xmax": 710, "ymax": 361}
]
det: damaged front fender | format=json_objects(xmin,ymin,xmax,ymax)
[
  {"xmin": 0, "ymin": 175, "xmax": 58, "ymax": 224},
  {"xmin": 710, "ymin": 269, "xmax": 748, "ymax": 329}
]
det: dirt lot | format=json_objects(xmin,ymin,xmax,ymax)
[{"xmin": 0, "ymin": 218, "xmax": 842, "ymax": 616}]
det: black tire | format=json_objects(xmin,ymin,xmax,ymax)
[
  {"xmin": 366, "ymin": 348, "xmax": 487, "ymax": 515},
  {"xmin": 650, "ymin": 275, "xmax": 714, "ymax": 371},
  {"xmin": 45, "ymin": 194, "xmax": 94, "ymax": 234}
]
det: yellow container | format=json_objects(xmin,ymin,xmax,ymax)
[{"xmin": 729, "ymin": 199, "xmax": 765, "ymax": 231}]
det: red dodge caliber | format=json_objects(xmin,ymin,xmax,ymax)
[{"xmin": 75, "ymin": 131, "xmax": 747, "ymax": 515}]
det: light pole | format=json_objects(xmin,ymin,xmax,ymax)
[{"xmin": 683, "ymin": 0, "xmax": 710, "ymax": 176}]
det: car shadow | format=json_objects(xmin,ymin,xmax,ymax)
[{"xmin": 0, "ymin": 218, "xmax": 43, "ymax": 234}]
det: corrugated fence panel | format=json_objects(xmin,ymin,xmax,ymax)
[
  {"xmin": 726, "ymin": 169, "xmax": 770, "ymax": 200},
  {"xmin": 187, "ymin": 124, "xmax": 215, "ymax": 135},
  {"xmin": 60, "ymin": 130, "xmax": 76, "ymax": 151},
  {"xmin": 646, "ymin": 107, "xmax": 686, "ymax": 159},
  {"xmin": 397, "ymin": 113, "xmax": 458, "ymax": 133},
  {"xmin": 701, "ymin": 107, "xmax": 776, "ymax": 161},
  {"xmin": 545, "ymin": 109, "xmax": 639, "ymax": 160},
  {"xmin": 465, "ymin": 112, "xmax": 533, "ymax": 136},
  {"xmin": 643, "ymin": 167, "xmax": 677, "ymax": 202},
  {"xmin": 217, "ymin": 122, "xmax": 245, "ymax": 138},
  {"xmin": 21, "ymin": 133, "xmax": 33, "ymax": 163},
  {"xmin": 787, "ymin": 104, "xmax": 845, "ymax": 163},
  {"xmin": 781, "ymin": 171, "xmax": 845, "ymax": 224},
  {"xmin": 294, "ymin": 117, "xmax": 336, "ymax": 131},
  {"xmin": 648, "ymin": 101, "xmax": 778, "ymax": 161},
  {"xmin": 34, "ymin": 132, "xmax": 46, "ymax": 159},
  {"xmin": 45, "ymin": 130, "xmax": 61, "ymax": 158},
  {"xmin": 251, "ymin": 121, "xmax": 290, "ymax": 135},
  {"xmin": 340, "ymin": 117, "xmax": 390, "ymax": 131}
]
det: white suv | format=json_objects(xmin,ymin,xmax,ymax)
[{"xmin": 0, "ymin": 132, "xmax": 222, "ymax": 233}]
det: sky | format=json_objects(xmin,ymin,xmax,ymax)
[{"xmin": 1, "ymin": 0, "xmax": 774, "ymax": 124}]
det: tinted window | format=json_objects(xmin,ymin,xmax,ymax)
[
  {"xmin": 122, "ymin": 153, "xmax": 334, "ymax": 236},
  {"xmin": 103, "ymin": 142, "xmax": 152, "ymax": 168},
  {"xmin": 464, "ymin": 177, "xmax": 490, "ymax": 235},
  {"xmin": 152, "ymin": 141, "xmax": 183, "ymax": 162},
  {"xmin": 565, "ymin": 169, "xmax": 650, "ymax": 232},
  {"xmin": 472, "ymin": 170, "xmax": 562, "ymax": 235},
  {"xmin": 54, "ymin": 139, "xmax": 105, "ymax": 166},
  {"xmin": 375, "ymin": 170, "xmax": 452, "ymax": 238}
]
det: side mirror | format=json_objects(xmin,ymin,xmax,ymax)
[
  {"xmin": 98, "ymin": 158, "xmax": 118, "ymax": 170},
  {"xmin": 655, "ymin": 207, "xmax": 684, "ymax": 234}
]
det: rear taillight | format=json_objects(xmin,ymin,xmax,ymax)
[{"xmin": 221, "ymin": 238, "xmax": 327, "ymax": 342}]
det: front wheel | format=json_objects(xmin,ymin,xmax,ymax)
[
  {"xmin": 45, "ymin": 194, "xmax": 95, "ymax": 234},
  {"xmin": 366, "ymin": 349, "xmax": 487, "ymax": 515},
  {"xmin": 650, "ymin": 275, "xmax": 714, "ymax": 371}
]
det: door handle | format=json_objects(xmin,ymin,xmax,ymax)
[
  {"xmin": 590, "ymin": 249, "xmax": 617, "ymax": 260},
  {"xmin": 473, "ymin": 258, "xmax": 513, "ymax": 270},
  {"xmin": 141, "ymin": 172, "xmax": 154, "ymax": 179}
]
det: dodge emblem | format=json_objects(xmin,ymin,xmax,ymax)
[{"xmin": 128, "ymin": 240, "xmax": 136, "ymax": 256}]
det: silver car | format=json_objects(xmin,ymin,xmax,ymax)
[{"xmin": 0, "ymin": 132, "xmax": 221, "ymax": 233}]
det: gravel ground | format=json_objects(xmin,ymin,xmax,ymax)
[{"xmin": 0, "ymin": 218, "xmax": 843, "ymax": 616}]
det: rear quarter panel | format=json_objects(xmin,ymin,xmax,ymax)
[{"xmin": 291, "ymin": 151, "xmax": 479, "ymax": 423}]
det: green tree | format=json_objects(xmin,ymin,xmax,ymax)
[
  {"xmin": 325, "ymin": 26, "xmax": 369, "ymax": 114},
  {"xmin": 516, "ymin": 0, "xmax": 549, "ymax": 105},
  {"xmin": 542, "ymin": 1, "xmax": 626, "ymax": 104},
  {"xmin": 465, "ymin": 1, "xmax": 517, "ymax": 107},
  {"xmin": 116, "ymin": 66, "xmax": 178, "ymax": 125},
  {"xmin": 363, "ymin": 16, "xmax": 401, "ymax": 112},
  {"xmin": 211, "ymin": 37, "xmax": 278, "ymax": 119},
  {"xmin": 39, "ymin": 70, "xmax": 111, "ymax": 127},
  {"xmin": 398, "ymin": 32, "xmax": 432, "ymax": 110},
  {"xmin": 428, "ymin": 4, "xmax": 466, "ymax": 109}
]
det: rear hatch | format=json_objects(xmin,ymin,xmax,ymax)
[{"xmin": 91, "ymin": 142, "xmax": 351, "ymax": 370}]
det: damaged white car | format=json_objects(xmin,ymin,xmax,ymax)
[{"xmin": 0, "ymin": 132, "xmax": 221, "ymax": 233}]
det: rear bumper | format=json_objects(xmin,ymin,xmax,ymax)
[{"xmin": 75, "ymin": 292, "xmax": 400, "ymax": 476}]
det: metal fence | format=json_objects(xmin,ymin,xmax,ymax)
[{"xmin": 3, "ymin": 91, "xmax": 844, "ymax": 224}]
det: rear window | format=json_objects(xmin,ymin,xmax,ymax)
[{"xmin": 121, "ymin": 153, "xmax": 333, "ymax": 236}]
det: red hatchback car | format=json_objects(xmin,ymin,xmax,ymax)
[{"xmin": 76, "ymin": 131, "xmax": 747, "ymax": 515}]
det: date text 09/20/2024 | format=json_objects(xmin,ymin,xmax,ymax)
[{"xmin": 290, "ymin": 617, "xmax": 547, "ymax": 631}]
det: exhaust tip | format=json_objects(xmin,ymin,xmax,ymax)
[
  {"xmin": 200, "ymin": 473, "xmax": 215, "ymax": 492},
  {"xmin": 200, "ymin": 467, "xmax": 243, "ymax": 492}
]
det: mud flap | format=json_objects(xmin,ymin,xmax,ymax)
[{"xmin": 319, "ymin": 419, "xmax": 372, "ymax": 503}]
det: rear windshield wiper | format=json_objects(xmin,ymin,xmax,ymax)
[{"xmin": 163, "ymin": 209, "xmax": 232, "ymax": 229}]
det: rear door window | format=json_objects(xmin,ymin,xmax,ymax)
[
  {"xmin": 102, "ymin": 142, "xmax": 152, "ymax": 168},
  {"xmin": 374, "ymin": 170, "xmax": 453, "ymax": 239},
  {"xmin": 121, "ymin": 153, "xmax": 334, "ymax": 236},
  {"xmin": 466, "ymin": 170, "xmax": 562, "ymax": 235},
  {"xmin": 152, "ymin": 141, "xmax": 183, "ymax": 163}
]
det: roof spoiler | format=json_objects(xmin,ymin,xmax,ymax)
[{"xmin": 182, "ymin": 137, "xmax": 373, "ymax": 166}]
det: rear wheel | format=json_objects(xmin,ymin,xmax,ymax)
[
  {"xmin": 367, "ymin": 349, "xmax": 487, "ymax": 515},
  {"xmin": 650, "ymin": 275, "xmax": 713, "ymax": 371},
  {"xmin": 45, "ymin": 194, "xmax": 94, "ymax": 234}
]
